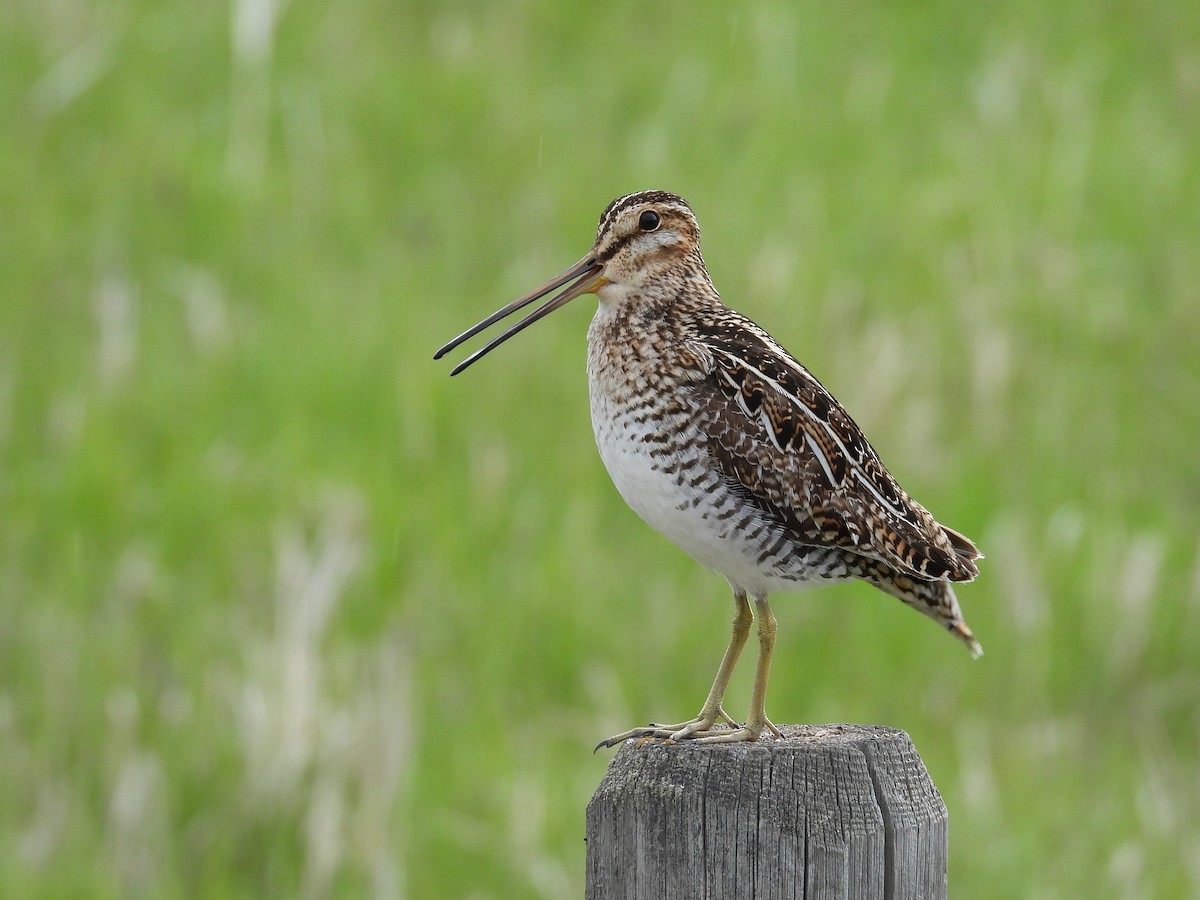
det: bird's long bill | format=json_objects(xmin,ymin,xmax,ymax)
[{"xmin": 434, "ymin": 255, "xmax": 607, "ymax": 376}]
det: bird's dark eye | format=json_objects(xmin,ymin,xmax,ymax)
[{"xmin": 638, "ymin": 210, "xmax": 660, "ymax": 232}]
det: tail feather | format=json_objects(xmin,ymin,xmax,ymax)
[
  {"xmin": 865, "ymin": 562, "xmax": 983, "ymax": 658},
  {"xmin": 949, "ymin": 619, "xmax": 984, "ymax": 659}
]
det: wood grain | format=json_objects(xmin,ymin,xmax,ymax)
[{"xmin": 585, "ymin": 724, "xmax": 947, "ymax": 899}]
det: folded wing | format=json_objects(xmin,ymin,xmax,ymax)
[{"xmin": 683, "ymin": 317, "xmax": 980, "ymax": 583}]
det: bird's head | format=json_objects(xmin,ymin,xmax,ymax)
[
  {"xmin": 589, "ymin": 190, "xmax": 701, "ymax": 289},
  {"xmin": 435, "ymin": 190, "xmax": 703, "ymax": 375}
]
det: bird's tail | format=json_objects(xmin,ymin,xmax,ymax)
[
  {"xmin": 947, "ymin": 616, "xmax": 984, "ymax": 659},
  {"xmin": 866, "ymin": 565, "xmax": 983, "ymax": 658}
]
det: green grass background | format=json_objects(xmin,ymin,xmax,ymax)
[{"xmin": 3, "ymin": 0, "xmax": 1199, "ymax": 896}]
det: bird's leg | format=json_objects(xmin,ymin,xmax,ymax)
[
  {"xmin": 694, "ymin": 594, "xmax": 781, "ymax": 743},
  {"xmin": 658, "ymin": 588, "xmax": 753, "ymax": 740},
  {"xmin": 595, "ymin": 589, "xmax": 752, "ymax": 749}
]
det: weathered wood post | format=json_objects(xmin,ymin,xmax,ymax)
[{"xmin": 586, "ymin": 724, "xmax": 947, "ymax": 899}]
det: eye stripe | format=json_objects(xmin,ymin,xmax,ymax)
[
  {"xmin": 596, "ymin": 191, "xmax": 690, "ymax": 241},
  {"xmin": 596, "ymin": 232, "xmax": 637, "ymax": 263}
]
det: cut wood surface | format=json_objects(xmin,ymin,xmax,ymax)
[{"xmin": 586, "ymin": 724, "xmax": 947, "ymax": 900}]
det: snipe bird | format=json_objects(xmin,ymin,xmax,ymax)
[{"xmin": 435, "ymin": 191, "xmax": 982, "ymax": 746}]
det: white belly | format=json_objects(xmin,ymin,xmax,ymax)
[
  {"xmin": 589, "ymin": 389, "xmax": 712, "ymax": 555},
  {"xmin": 587, "ymin": 375, "xmax": 824, "ymax": 595},
  {"xmin": 584, "ymin": 298, "xmax": 837, "ymax": 595}
]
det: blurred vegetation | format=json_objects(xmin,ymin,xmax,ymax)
[{"xmin": 2, "ymin": 0, "xmax": 1198, "ymax": 896}]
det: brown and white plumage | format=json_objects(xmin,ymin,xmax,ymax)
[
  {"xmin": 436, "ymin": 190, "xmax": 983, "ymax": 745},
  {"xmin": 687, "ymin": 317, "xmax": 981, "ymax": 632}
]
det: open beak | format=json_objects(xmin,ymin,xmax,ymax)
[{"xmin": 434, "ymin": 255, "xmax": 609, "ymax": 375}]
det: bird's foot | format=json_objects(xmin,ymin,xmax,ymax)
[
  {"xmin": 691, "ymin": 716, "xmax": 782, "ymax": 744},
  {"xmin": 595, "ymin": 707, "xmax": 739, "ymax": 750}
]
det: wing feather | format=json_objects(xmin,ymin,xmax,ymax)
[{"xmin": 684, "ymin": 317, "xmax": 980, "ymax": 582}]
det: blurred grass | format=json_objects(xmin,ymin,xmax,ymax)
[{"xmin": 2, "ymin": 0, "xmax": 1198, "ymax": 896}]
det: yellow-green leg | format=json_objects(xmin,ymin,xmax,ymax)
[
  {"xmin": 694, "ymin": 594, "xmax": 783, "ymax": 744},
  {"xmin": 596, "ymin": 588, "xmax": 753, "ymax": 749}
]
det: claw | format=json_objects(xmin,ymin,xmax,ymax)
[{"xmin": 595, "ymin": 709, "xmax": 739, "ymax": 750}]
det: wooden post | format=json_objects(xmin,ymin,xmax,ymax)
[{"xmin": 585, "ymin": 724, "xmax": 947, "ymax": 900}]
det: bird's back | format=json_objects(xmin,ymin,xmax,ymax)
[{"xmin": 586, "ymin": 293, "xmax": 980, "ymax": 600}]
